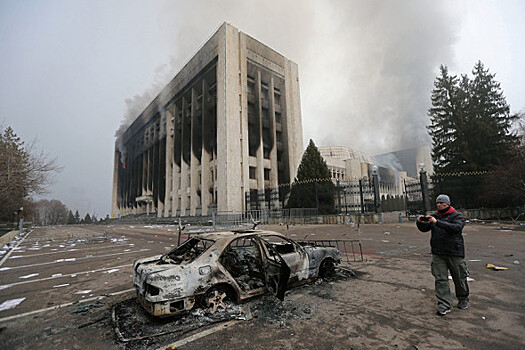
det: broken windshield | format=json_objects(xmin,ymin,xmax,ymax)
[{"xmin": 160, "ymin": 238, "xmax": 214, "ymax": 264}]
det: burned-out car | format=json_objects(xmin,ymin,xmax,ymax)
[{"xmin": 133, "ymin": 230, "xmax": 342, "ymax": 317}]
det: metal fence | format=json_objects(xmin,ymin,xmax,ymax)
[{"xmin": 245, "ymin": 176, "xmax": 386, "ymax": 216}]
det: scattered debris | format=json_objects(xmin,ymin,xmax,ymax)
[
  {"xmin": 71, "ymin": 301, "xmax": 104, "ymax": 314},
  {"xmin": 485, "ymin": 264, "xmax": 509, "ymax": 271},
  {"xmin": 114, "ymin": 266, "xmax": 358, "ymax": 345},
  {"xmin": 513, "ymin": 260, "xmax": 520, "ymax": 265}
]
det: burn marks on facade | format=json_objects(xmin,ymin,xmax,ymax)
[{"xmin": 112, "ymin": 23, "xmax": 303, "ymax": 217}]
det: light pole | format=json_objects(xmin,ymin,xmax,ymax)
[
  {"xmin": 419, "ymin": 163, "xmax": 431, "ymax": 213},
  {"xmin": 17, "ymin": 206, "xmax": 24, "ymax": 235},
  {"xmin": 372, "ymin": 166, "xmax": 381, "ymax": 214}
]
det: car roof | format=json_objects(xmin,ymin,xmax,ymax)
[{"xmin": 196, "ymin": 229, "xmax": 285, "ymax": 242}]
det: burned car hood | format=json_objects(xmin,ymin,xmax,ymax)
[{"xmin": 134, "ymin": 254, "xmax": 187, "ymax": 275}]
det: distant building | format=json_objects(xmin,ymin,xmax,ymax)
[
  {"xmin": 112, "ymin": 23, "xmax": 303, "ymax": 217},
  {"xmin": 373, "ymin": 145, "xmax": 433, "ymax": 177},
  {"xmin": 319, "ymin": 146, "xmax": 427, "ymax": 197}
]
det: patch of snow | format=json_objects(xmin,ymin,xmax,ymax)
[
  {"xmin": 0, "ymin": 297, "xmax": 26, "ymax": 311},
  {"xmin": 19, "ymin": 273, "xmax": 39, "ymax": 279},
  {"xmin": 75, "ymin": 290, "xmax": 92, "ymax": 294}
]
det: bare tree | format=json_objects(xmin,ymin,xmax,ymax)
[{"xmin": 0, "ymin": 124, "xmax": 62, "ymax": 221}]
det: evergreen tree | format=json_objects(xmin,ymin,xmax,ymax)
[
  {"xmin": 287, "ymin": 140, "xmax": 335, "ymax": 214},
  {"xmin": 428, "ymin": 62, "xmax": 517, "ymax": 173},
  {"xmin": 467, "ymin": 61, "xmax": 517, "ymax": 170},
  {"xmin": 428, "ymin": 65, "xmax": 464, "ymax": 171},
  {"xmin": 74, "ymin": 210, "xmax": 81, "ymax": 224},
  {"xmin": 84, "ymin": 213, "xmax": 92, "ymax": 224},
  {"xmin": 67, "ymin": 210, "xmax": 76, "ymax": 224}
]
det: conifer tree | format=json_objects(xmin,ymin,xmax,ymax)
[
  {"xmin": 428, "ymin": 62, "xmax": 517, "ymax": 172},
  {"xmin": 67, "ymin": 210, "xmax": 76, "ymax": 224},
  {"xmin": 287, "ymin": 140, "xmax": 335, "ymax": 213}
]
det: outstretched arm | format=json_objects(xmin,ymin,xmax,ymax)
[{"xmin": 430, "ymin": 214, "xmax": 465, "ymax": 234}]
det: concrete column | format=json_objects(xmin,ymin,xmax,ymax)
[
  {"xmin": 164, "ymin": 108, "xmax": 174, "ymax": 217},
  {"xmin": 216, "ymin": 23, "xmax": 243, "ymax": 213},
  {"xmin": 201, "ymin": 79, "xmax": 211, "ymax": 215},
  {"xmin": 256, "ymin": 70, "xmax": 264, "ymax": 196},
  {"xmin": 269, "ymin": 76, "xmax": 279, "ymax": 208},
  {"xmin": 180, "ymin": 97, "xmax": 189, "ymax": 216},
  {"xmin": 283, "ymin": 60, "xmax": 303, "ymax": 181},
  {"xmin": 190, "ymin": 88, "xmax": 200, "ymax": 216},
  {"xmin": 239, "ymin": 33, "xmax": 249, "ymax": 212},
  {"xmin": 111, "ymin": 150, "xmax": 120, "ymax": 218},
  {"xmin": 173, "ymin": 106, "xmax": 181, "ymax": 217}
]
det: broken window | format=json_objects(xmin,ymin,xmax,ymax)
[
  {"xmin": 161, "ymin": 238, "xmax": 214, "ymax": 264},
  {"xmin": 219, "ymin": 237, "xmax": 265, "ymax": 291}
]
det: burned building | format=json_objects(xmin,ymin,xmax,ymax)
[{"xmin": 112, "ymin": 23, "xmax": 303, "ymax": 217}]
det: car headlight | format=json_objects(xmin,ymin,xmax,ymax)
[{"xmin": 145, "ymin": 283, "xmax": 160, "ymax": 296}]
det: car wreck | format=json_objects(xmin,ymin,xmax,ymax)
[{"xmin": 133, "ymin": 230, "xmax": 342, "ymax": 317}]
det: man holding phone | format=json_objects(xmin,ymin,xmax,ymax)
[{"xmin": 416, "ymin": 194, "xmax": 469, "ymax": 316}]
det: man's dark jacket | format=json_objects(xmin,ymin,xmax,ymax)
[{"xmin": 416, "ymin": 207, "xmax": 466, "ymax": 257}]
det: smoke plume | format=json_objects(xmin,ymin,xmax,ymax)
[{"xmin": 116, "ymin": 0, "xmax": 460, "ymax": 157}]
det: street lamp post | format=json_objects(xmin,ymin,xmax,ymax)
[
  {"xmin": 17, "ymin": 207, "xmax": 24, "ymax": 235},
  {"xmin": 372, "ymin": 166, "xmax": 381, "ymax": 214},
  {"xmin": 419, "ymin": 163, "xmax": 431, "ymax": 213}
]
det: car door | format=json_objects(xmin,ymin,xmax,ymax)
[
  {"xmin": 258, "ymin": 238, "xmax": 290, "ymax": 301},
  {"xmin": 260, "ymin": 235, "xmax": 309, "ymax": 282}
]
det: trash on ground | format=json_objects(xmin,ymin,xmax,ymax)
[
  {"xmin": 513, "ymin": 260, "xmax": 520, "ymax": 265},
  {"xmin": 485, "ymin": 264, "xmax": 509, "ymax": 271}
]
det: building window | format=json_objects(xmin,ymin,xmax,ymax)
[
  {"xmin": 264, "ymin": 168, "xmax": 271, "ymax": 181},
  {"xmin": 275, "ymin": 112, "xmax": 281, "ymax": 123},
  {"xmin": 274, "ymin": 93, "xmax": 281, "ymax": 106},
  {"xmin": 249, "ymin": 167, "xmax": 256, "ymax": 180},
  {"xmin": 276, "ymin": 131, "xmax": 282, "ymax": 143},
  {"xmin": 247, "ymin": 81, "xmax": 255, "ymax": 97},
  {"xmin": 263, "ymin": 147, "xmax": 270, "ymax": 159}
]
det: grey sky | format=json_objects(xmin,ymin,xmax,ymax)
[{"xmin": 1, "ymin": 0, "xmax": 524, "ymax": 218}]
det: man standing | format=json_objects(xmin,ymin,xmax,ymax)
[{"xmin": 416, "ymin": 194, "xmax": 469, "ymax": 315}]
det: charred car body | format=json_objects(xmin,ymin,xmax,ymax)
[{"xmin": 133, "ymin": 230, "xmax": 342, "ymax": 317}]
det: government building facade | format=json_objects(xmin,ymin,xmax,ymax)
[{"xmin": 112, "ymin": 23, "xmax": 303, "ymax": 217}]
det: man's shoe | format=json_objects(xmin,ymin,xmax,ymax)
[
  {"xmin": 436, "ymin": 306, "xmax": 451, "ymax": 315},
  {"xmin": 458, "ymin": 300, "xmax": 469, "ymax": 310}
]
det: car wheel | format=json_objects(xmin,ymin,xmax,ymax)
[
  {"xmin": 319, "ymin": 259, "xmax": 336, "ymax": 278},
  {"xmin": 203, "ymin": 286, "xmax": 229, "ymax": 314}
]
